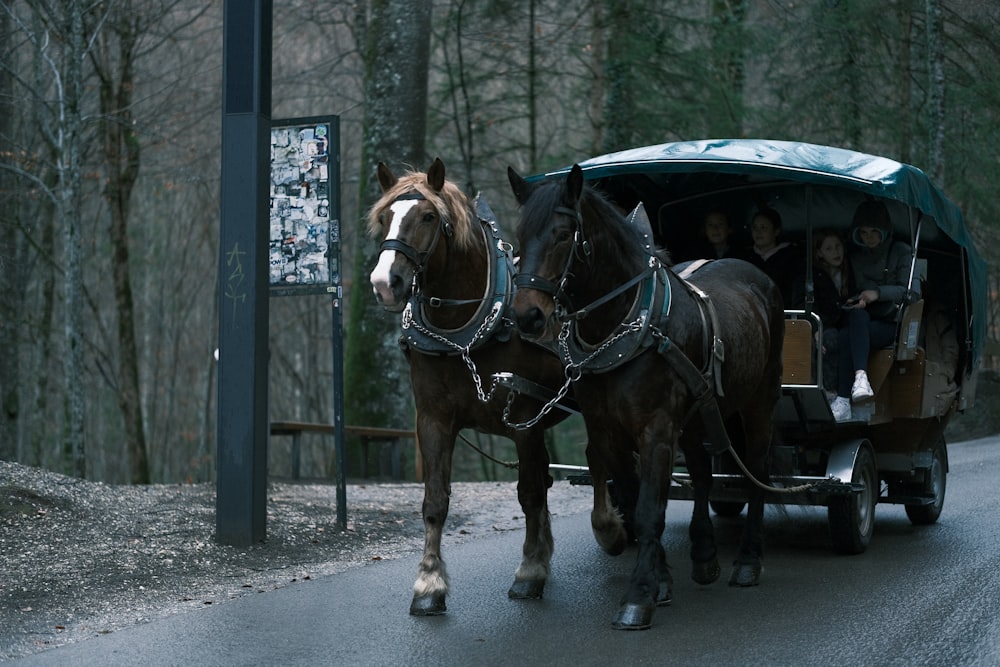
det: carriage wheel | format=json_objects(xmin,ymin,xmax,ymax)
[
  {"xmin": 905, "ymin": 442, "xmax": 947, "ymax": 526},
  {"xmin": 710, "ymin": 500, "xmax": 745, "ymax": 517},
  {"xmin": 828, "ymin": 445, "xmax": 877, "ymax": 555}
]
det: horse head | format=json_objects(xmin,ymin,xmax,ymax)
[
  {"xmin": 508, "ymin": 164, "xmax": 590, "ymax": 339},
  {"xmin": 368, "ymin": 157, "xmax": 462, "ymax": 311}
]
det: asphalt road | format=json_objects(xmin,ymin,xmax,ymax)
[{"xmin": 13, "ymin": 437, "xmax": 1000, "ymax": 667}]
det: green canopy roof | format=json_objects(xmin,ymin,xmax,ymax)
[{"xmin": 541, "ymin": 139, "xmax": 986, "ymax": 363}]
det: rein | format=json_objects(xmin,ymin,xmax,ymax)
[{"xmin": 560, "ymin": 266, "xmax": 654, "ymax": 322}]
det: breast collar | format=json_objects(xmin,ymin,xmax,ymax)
[
  {"xmin": 559, "ymin": 258, "xmax": 672, "ymax": 373},
  {"xmin": 399, "ymin": 195, "xmax": 515, "ymax": 355}
]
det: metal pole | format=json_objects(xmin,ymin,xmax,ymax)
[
  {"xmin": 216, "ymin": 0, "xmax": 272, "ymax": 546},
  {"xmin": 325, "ymin": 118, "xmax": 348, "ymax": 530}
]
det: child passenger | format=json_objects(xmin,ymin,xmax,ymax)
[
  {"xmin": 812, "ymin": 230, "xmax": 854, "ymax": 394},
  {"xmin": 701, "ymin": 208, "xmax": 736, "ymax": 259}
]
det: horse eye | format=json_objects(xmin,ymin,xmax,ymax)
[
  {"xmin": 421, "ymin": 212, "xmax": 437, "ymax": 224},
  {"xmin": 553, "ymin": 226, "xmax": 573, "ymax": 244}
]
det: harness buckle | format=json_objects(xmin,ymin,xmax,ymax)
[{"xmin": 427, "ymin": 296, "xmax": 443, "ymax": 308}]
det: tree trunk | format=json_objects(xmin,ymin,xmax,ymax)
[
  {"xmin": 600, "ymin": 0, "xmax": 639, "ymax": 152},
  {"xmin": 93, "ymin": 5, "xmax": 150, "ymax": 484},
  {"xmin": 62, "ymin": 0, "xmax": 87, "ymax": 478},
  {"xmin": 709, "ymin": 0, "xmax": 747, "ymax": 137},
  {"xmin": 0, "ymin": 6, "xmax": 17, "ymax": 461},
  {"xmin": 925, "ymin": 0, "xmax": 945, "ymax": 182},
  {"xmin": 344, "ymin": 0, "xmax": 432, "ymax": 465}
]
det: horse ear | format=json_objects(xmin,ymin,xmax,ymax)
[
  {"xmin": 376, "ymin": 162, "xmax": 397, "ymax": 192},
  {"xmin": 427, "ymin": 157, "xmax": 446, "ymax": 192},
  {"xmin": 508, "ymin": 166, "xmax": 531, "ymax": 205},
  {"xmin": 565, "ymin": 164, "xmax": 584, "ymax": 207}
]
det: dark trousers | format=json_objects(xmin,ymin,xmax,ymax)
[{"xmin": 837, "ymin": 307, "xmax": 897, "ymax": 398}]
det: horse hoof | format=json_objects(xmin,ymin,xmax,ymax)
[
  {"xmin": 728, "ymin": 562, "xmax": 762, "ymax": 587},
  {"xmin": 691, "ymin": 558, "xmax": 721, "ymax": 585},
  {"xmin": 612, "ymin": 602, "xmax": 655, "ymax": 631},
  {"xmin": 508, "ymin": 579, "xmax": 545, "ymax": 599},
  {"xmin": 410, "ymin": 592, "xmax": 447, "ymax": 616},
  {"xmin": 656, "ymin": 580, "xmax": 673, "ymax": 607}
]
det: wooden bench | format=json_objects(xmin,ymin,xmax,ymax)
[{"xmin": 269, "ymin": 421, "xmax": 416, "ymax": 480}]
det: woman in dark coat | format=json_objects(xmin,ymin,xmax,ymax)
[
  {"xmin": 737, "ymin": 207, "xmax": 804, "ymax": 308},
  {"xmin": 812, "ymin": 229, "xmax": 854, "ymax": 393}
]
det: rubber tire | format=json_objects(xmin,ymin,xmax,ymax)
[
  {"xmin": 905, "ymin": 444, "xmax": 947, "ymax": 526},
  {"xmin": 710, "ymin": 500, "xmax": 745, "ymax": 517},
  {"xmin": 828, "ymin": 445, "xmax": 878, "ymax": 555}
]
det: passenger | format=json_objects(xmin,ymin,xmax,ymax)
[
  {"xmin": 829, "ymin": 200, "xmax": 918, "ymax": 422},
  {"xmin": 737, "ymin": 206, "xmax": 804, "ymax": 307},
  {"xmin": 697, "ymin": 208, "xmax": 736, "ymax": 259},
  {"xmin": 812, "ymin": 229, "xmax": 854, "ymax": 394}
]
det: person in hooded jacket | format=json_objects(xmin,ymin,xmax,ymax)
[{"xmin": 829, "ymin": 199, "xmax": 918, "ymax": 421}]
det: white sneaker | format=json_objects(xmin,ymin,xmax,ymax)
[
  {"xmin": 851, "ymin": 371, "xmax": 874, "ymax": 402},
  {"xmin": 830, "ymin": 396, "xmax": 852, "ymax": 422}
]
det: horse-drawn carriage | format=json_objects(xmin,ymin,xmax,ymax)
[
  {"xmin": 520, "ymin": 139, "xmax": 986, "ymax": 556},
  {"xmin": 368, "ymin": 141, "xmax": 984, "ymax": 630}
]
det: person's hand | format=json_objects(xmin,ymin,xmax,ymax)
[{"xmin": 848, "ymin": 289, "xmax": 880, "ymax": 308}]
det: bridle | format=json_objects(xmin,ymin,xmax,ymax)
[
  {"xmin": 514, "ymin": 202, "xmax": 655, "ymax": 322},
  {"xmin": 513, "ymin": 204, "xmax": 591, "ymax": 316},
  {"xmin": 378, "ymin": 191, "xmax": 453, "ymax": 280}
]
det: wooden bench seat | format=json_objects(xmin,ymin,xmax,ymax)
[{"xmin": 269, "ymin": 420, "xmax": 416, "ymax": 480}]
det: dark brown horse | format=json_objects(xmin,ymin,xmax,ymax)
[
  {"xmin": 508, "ymin": 164, "xmax": 784, "ymax": 630},
  {"xmin": 368, "ymin": 158, "xmax": 570, "ymax": 615}
]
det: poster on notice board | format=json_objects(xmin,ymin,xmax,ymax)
[{"xmin": 269, "ymin": 116, "xmax": 339, "ymax": 295}]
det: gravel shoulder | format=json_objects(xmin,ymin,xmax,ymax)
[{"xmin": 0, "ymin": 461, "xmax": 593, "ymax": 661}]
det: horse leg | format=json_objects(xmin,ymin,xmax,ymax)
[
  {"xmin": 729, "ymin": 408, "xmax": 772, "ymax": 587},
  {"xmin": 683, "ymin": 437, "xmax": 721, "ymax": 585},
  {"xmin": 586, "ymin": 435, "xmax": 632, "ymax": 556},
  {"xmin": 508, "ymin": 427, "xmax": 554, "ymax": 600},
  {"xmin": 410, "ymin": 418, "xmax": 457, "ymax": 616},
  {"xmin": 613, "ymin": 435, "xmax": 674, "ymax": 631}
]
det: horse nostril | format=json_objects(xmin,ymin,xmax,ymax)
[
  {"xmin": 389, "ymin": 273, "xmax": 404, "ymax": 292},
  {"xmin": 517, "ymin": 307, "xmax": 545, "ymax": 334}
]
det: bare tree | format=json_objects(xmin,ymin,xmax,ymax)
[{"xmin": 89, "ymin": 0, "xmax": 150, "ymax": 483}]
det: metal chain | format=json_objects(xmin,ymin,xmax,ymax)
[
  {"xmin": 502, "ymin": 317, "xmax": 644, "ymax": 430},
  {"xmin": 500, "ymin": 368, "xmax": 575, "ymax": 430},
  {"xmin": 402, "ymin": 301, "xmax": 505, "ymax": 403},
  {"xmin": 558, "ymin": 315, "xmax": 646, "ymax": 367}
]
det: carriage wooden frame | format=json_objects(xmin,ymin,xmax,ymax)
[{"xmin": 512, "ymin": 139, "xmax": 986, "ymax": 554}]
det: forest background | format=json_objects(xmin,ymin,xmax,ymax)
[{"xmin": 0, "ymin": 0, "xmax": 998, "ymax": 485}]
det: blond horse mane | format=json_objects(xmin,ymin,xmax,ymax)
[{"xmin": 366, "ymin": 170, "xmax": 475, "ymax": 250}]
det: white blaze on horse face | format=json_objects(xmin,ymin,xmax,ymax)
[{"xmin": 370, "ymin": 199, "xmax": 420, "ymax": 304}]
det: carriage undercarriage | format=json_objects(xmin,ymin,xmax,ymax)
[{"xmin": 497, "ymin": 348, "xmax": 950, "ymax": 556}]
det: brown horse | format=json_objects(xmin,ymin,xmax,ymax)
[
  {"xmin": 508, "ymin": 164, "xmax": 784, "ymax": 630},
  {"xmin": 368, "ymin": 158, "xmax": 570, "ymax": 615}
]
